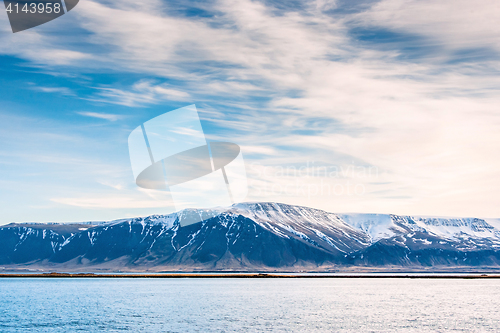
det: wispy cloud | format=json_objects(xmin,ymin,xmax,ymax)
[
  {"xmin": 51, "ymin": 194, "xmax": 172, "ymax": 209},
  {"xmin": 88, "ymin": 80, "xmax": 190, "ymax": 107},
  {"xmin": 68, "ymin": 0, "xmax": 500, "ymax": 216},
  {"xmin": 352, "ymin": 0, "xmax": 500, "ymax": 54},
  {"xmin": 33, "ymin": 86, "xmax": 75, "ymax": 96},
  {"xmin": 1, "ymin": 0, "xmax": 500, "ymax": 221},
  {"xmin": 76, "ymin": 111, "xmax": 123, "ymax": 121}
]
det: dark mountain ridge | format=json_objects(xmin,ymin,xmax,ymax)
[{"xmin": 1, "ymin": 202, "xmax": 500, "ymax": 272}]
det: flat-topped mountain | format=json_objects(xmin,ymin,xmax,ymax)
[{"xmin": 1, "ymin": 202, "xmax": 500, "ymax": 272}]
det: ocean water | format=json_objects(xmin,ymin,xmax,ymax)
[{"xmin": 0, "ymin": 278, "xmax": 499, "ymax": 332}]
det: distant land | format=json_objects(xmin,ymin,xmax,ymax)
[{"xmin": 1, "ymin": 202, "xmax": 500, "ymax": 273}]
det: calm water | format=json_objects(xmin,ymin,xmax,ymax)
[{"xmin": 1, "ymin": 278, "xmax": 499, "ymax": 332}]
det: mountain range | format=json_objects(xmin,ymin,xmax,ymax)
[{"xmin": 1, "ymin": 202, "xmax": 500, "ymax": 272}]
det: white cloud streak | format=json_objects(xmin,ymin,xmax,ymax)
[
  {"xmin": 33, "ymin": 86, "xmax": 75, "ymax": 96},
  {"xmin": 88, "ymin": 80, "xmax": 190, "ymax": 107},
  {"xmin": 76, "ymin": 111, "xmax": 123, "ymax": 121}
]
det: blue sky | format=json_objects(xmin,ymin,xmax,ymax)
[{"xmin": 1, "ymin": 0, "xmax": 500, "ymax": 224}]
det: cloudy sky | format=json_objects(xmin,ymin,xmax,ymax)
[{"xmin": 0, "ymin": 0, "xmax": 499, "ymax": 224}]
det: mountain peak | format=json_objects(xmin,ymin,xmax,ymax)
[{"xmin": 1, "ymin": 202, "xmax": 500, "ymax": 272}]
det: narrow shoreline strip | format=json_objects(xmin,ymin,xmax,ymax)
[{"xmin": 1, "ymin": 273, "xmax": 500, "ymax": 279}]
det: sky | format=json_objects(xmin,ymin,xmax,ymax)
[{"xmin": 0, "ymin": 0, "xmax": 499, "ymax": 224}]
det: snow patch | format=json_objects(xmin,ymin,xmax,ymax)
[{"xmin": 339, "ymin": 214, "xmax": 394, "ymax": 241}]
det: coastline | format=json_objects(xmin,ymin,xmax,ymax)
[{"xmin": 1, "ymin": 272, "xmax": 500, "ymax": 278}]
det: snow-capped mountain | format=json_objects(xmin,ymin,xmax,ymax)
[{"xmin": 1, "ymin": 202, "xmax": 500, "ymax": 271}]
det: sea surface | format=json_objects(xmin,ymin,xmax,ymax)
[{"xmin": 1, "ymin": 278, "xmax": 499, "ymax": 332}]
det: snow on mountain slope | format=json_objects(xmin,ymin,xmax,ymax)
[
  {"xmin": 484, "ymin": 218, "xmax": 500, "ymax": 232},
  {"xmin": 409, "ymin": 217, "xmax": 500, "ymax": 241},
  {"xmin": 338, "ymin": 214, "xmax": 397, "ymax": 242},
  {"xmin": 20, "ymin": 203, "xmax": 500, "ymax": 250},
  {"xmin": 3, "ymin": 202, "xmax": 500, "ymax": 270},
  {"xmin": 14, "ymin": 202, "xmax": 499, "ymax": 250},
  {"xmin": 334, "ymin": 213, "xmax": 500, "ymax": 244},
  {"xmin": 231, "ymin": 203, "xmax": 372, "ymax": 252}
]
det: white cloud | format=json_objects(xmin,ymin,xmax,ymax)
[
  {"xmin": 76, "ymin": 111, "xmax": 123, "ymax": 121},
  {"xmin": 51, "ymin": 194, "xmax": 171, "ymax": 209},
  {"xmin": 2, "ymin": 0, "xmax": 500, "ymax": 219},
  {"xmin": 353, "ymin": 0, "xmax": 500, "ymax": 52},
  {"xmin": 33, "ymin": 86, "xmax": 75, "ymax": 96},
  {"xmin": 88, "ymin": 80, "xmax": 190, "ymax": 107}
]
